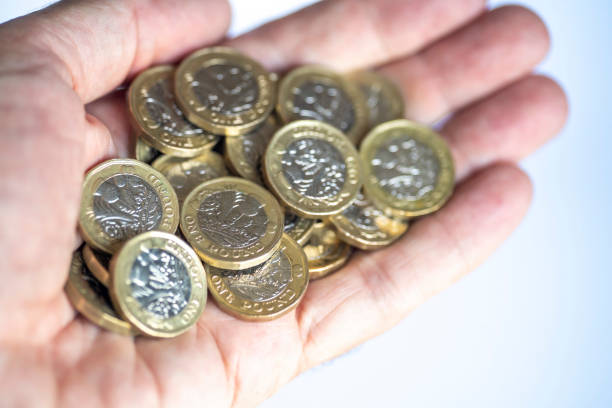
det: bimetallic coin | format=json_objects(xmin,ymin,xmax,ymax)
[
  {"xmin": 224, "ymin": 115, "xmax": 277, "ymax": 185},
  {"xmin": 181, "ymin": 177, "xmax": 284, "ymax": 269},
  {"xmin": 79, "ymin": 159, "xmax": 180, "ymax": 254},
  {"xmin": 109, "ymin": 231, "xmax": 207, "ymax": 338},
  {"xmin": 283, "ymin": 212, "xmax": 316, "ymax": 246},
  {"xmin": 360, "ymin": 120, "xmax": 454, "ymax": 219},
  {"xmin": 277, "ymin": 66, "xmax": 368, "ymax": 144},
  {"xmin": 151, "ymin": 151, "xmax": 228, "ymax": 207},
  {"xmin": 82, "ymin": 244, "xmax": 112, "ymax": 286},
  {"xmin": 207, "ymin": 234, "xmax": 308, "ymax": 321},
  {"xmin": 64, "ymin": 250, "xmax": 134, "ymax": 335},
  {"xmin": 329, "ymin": 192, "xmax": 408, "ymax": 250},
  {"xmin": 263, "ymin": 120, "xmax": 363, "ymax": 218},
  {"xmin": 175, "ymin": 47, "xmax": 276, "ymax": 136},
  {"xmin": 135, "ymin": 137, "xmax": 162, "ymax": 164},
  {"xmin": 128, "ymin": 65, "xmax": 219, "ymax": 157},
  {"xmin": 349, "ymin": 70, "xmax": 405, "ymax": 129},
  {"xmin": 303, "ymin": 223, "xmax": 352, "ymax": 280}
]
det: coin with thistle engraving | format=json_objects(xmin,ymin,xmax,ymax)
[
  {"xmin": 65, "ymin": 249, "xmax": 134, "ymax": 335},
  {"xmin": 277, "ymin": 65, "xmax": 368, "ymax": 144},
  {"xmin": 263, "ymin": 120, "xmax": 363, "ymax": 219},
  {"xmin": 175, "ymin": 47, "xmax": 277, "ymax": 136},
  {"xmin": 349, "ymin": 70, "xmax": 405, "ymax": 130},
  {"xmin": 128, "ymin": 65, "xmax": 219, "ymax": 157},
  {"xmin": 303, "ymin": 222, "xmax": 352, "ymax": 280},
  {"xmin": 79, "ymin": 159, "xmax": 180, "ymax": 254},
  {"xmin": 224, "ymin": 115, "xmax": 277, "ymax": 185},
  {"xmin": 283, "ymin": 211, "xmax": 316, "ymax": 246},
  {"xmin": 82, "ymin": 244, "xmax": 112, "ymax": 287},
  {"xmin": 151, "ymin": 151, "xmax": 228, "ymax": 207},
  {"xmin": 360, "ymin": 120, "xmax": 455, "ymax": 219},
  {"xmin": 135, "ymin": 137, "xmax": 162, "ymax": 164},
  {"xmin": 207, "ymin": 234, "xmax": 308, "ymax": 321},
  {"xmin": 109, "ymin": 231, "xmax": 207, "ymax": 338},
  {"xmin": 181, "ymin": 177, "xmax": 284, "ymax": 269},
  {"xmin": 329, "ymin": 191, "xmax": 408, "ymax": 250}
]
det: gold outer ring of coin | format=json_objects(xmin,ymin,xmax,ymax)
[
  {"xmin": 360, "ymin": 119, "xmax": 455, "ymax": 219},
  {"xmin": 65, "ymin": 250, "xmax": 134, "ymax": 335},
  {"xmin": 180, "ymin": 176, "xmax": 284, "ymax": 269},
  {"xmin": 134, "ymin": 137, "xmax": 162, "ymax": 163},
  {"xmin": 174, "ymin": 47, "xmax": 277, "ymax": 136},
  {"xmin": 304, "ymin": 223, "xmax": 352, "ymax": 280},
  {"xmin": 82, "ymin": 244, "xmax": 111, "ymax": 287},
  {"xmin": 263, "ymin": 120, "xmax": 364, "ymax": 218},
  {"xmin": 284, "ymin": 213, "xmax": 317, "ymax": 246},
  {"xmin": 276, "ymin": 65, "xmax": 368, "ymax": 144},
  {"xmin": 348, "ymin": 70, "xmax": 405, "ymax": 129},
  {"xmin": 206, "ymin": 234, "xmax": 309, "ymax": 321},
  {"xmin": 128, "ymin": 65, "xmax": 219, "ymax": 157},
  {"xmin": 109, "ymin": 231, "xmax": 207, "ymax": 338},
  {"xmin": 329, "ymin": 193, "xmax": 409, "ymax": 250},
  {"xmin": 79, "ymin": 158, "xmax": 180, "ymax": 254}
]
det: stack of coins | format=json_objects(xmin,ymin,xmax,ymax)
[{"xmin": 67, "ymin": 46, "xmax": 454, "ymax": 336}]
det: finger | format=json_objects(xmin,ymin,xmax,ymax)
[
  {"xmin": 296, "ymin": 163, "xmax": 533, "ymax": 369},
  {"xmin": 379, "ymin": 5, "xmax": 551, "ymax": 123},
  {"xmin": 85, "ymin": 90, "xmax": 133, "ymax": 161},
  {"xmin": 0, "ymin": 0, "xmax": 231, "ymax": 102},
  {"xmin": 228, "ymin": 0, "xmax": 486, "ymax": 71},
  {"xmin": 444, "ymin": 75, "xmax": 569, "ymax": 180}
]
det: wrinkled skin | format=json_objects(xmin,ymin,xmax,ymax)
[{"xmin": 0, "ymin": 1, "xmax": 567, "ymax": 407}]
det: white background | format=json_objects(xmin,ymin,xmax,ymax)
[{"xmin": 1, "ymin": 0, "xmax": 611, "ymax": 406}]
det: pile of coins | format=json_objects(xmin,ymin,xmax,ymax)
[{"xmin": 66, "ymin": 47, "xmax": 455, "ymax": 338}]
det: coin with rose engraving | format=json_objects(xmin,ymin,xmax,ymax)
[
  {"xmin": 79, "ymin": 159, "xmax": 180, "ymax": 254},
  {"xmin": 109, "ymin": 231, "xmax": 207, "ymax": 338},
  {"xmin": 283, "ymin": 211, "xmax": 316, "ymax": 246},
  {"xmin": 206, "ymin": 234, "xmax": 308, "ymax": 321},
  {"xmin": 82, "ymin": 244, "xmax": 112, "ymax": 287},
  {"xmin": 135, "ymin": 137, "xmax": 162, "ymax": 164},
  {"xmin": 263, "ymin": 120, "xmax": 363, "ymax": 218},
  {"xmin": 175, "ymin": 47, "xmax": 277, "ymax": 136},
  {"xmin": 128, "ymin": 65, "xmax": 219, "ymax": 157},
  {"xmin": 224, "ymin": 115, "xmax": 277, "ymax": 185},
  {"xmin": 329, "ymin": 192, "xmax": 408, "ymax": 250},
  {"xmin": 65, "ymin": 249, "xmax": 134, "ymax": 335},
  {"xmin": 151, "ymin": 151, "xmax": 228, "ymax": 207},
  {"xmin": 349, "ymin": 70, "xmax": 405, "ymax": 130},
  {"xmin": 277, "ymin": 66, "xmax": 368, "ymax": 144},
  {"xmin": 303, "ymin": 222, "xmax": 352, "ymax": 280},
  {"xmin": 360, "ymin": 120, "xmax": 455, "ymax": 219},
  {"xmin": 181, "ymin": 177, "xmax": 284, "ymax": 269}
]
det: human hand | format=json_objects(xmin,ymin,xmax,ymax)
[{"xmin": 0, "ymin": 0, "xmax": 567, "ymax": 406}]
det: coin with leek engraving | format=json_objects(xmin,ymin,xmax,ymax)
[
  {"xmin": 151, "ymin": 151, "xmax": 228, "ymax": 207},
  {"xmin": 330, "ymin": 192, "xmax": 408, "ymax": 250},
  {"xmin": 263, "ymin": 120, "xmax": 363, "ymax": 218},
  {"xmin": 135, "ymin": 137, "xmax": 162, "ymax": 164},
  {"xmin": 303, "ymin": 222, "xmax": 352, "ymax": 280},
  {"xmin": 283, "ymin": 211, "xmax": 316, "ymax": 246},
  {"xmin": 79, "ymin": 159, "xmax": 180, "ymax": 254},
  {"xmin": 277, "ymin": 66, "xmax": 368, "ymax": 144},
  {"xmin": 82, "ymin": 244, "xmax": 112, "ymax": 287},
  {"xmin": 109, "ymin": 231, "xmax": 206, "ymax": 338},
  {"xmin": 65, "ymin": 250, "xmax": 134, "ymax": 335},
  {"xmin": 181, "ymin": 177, "xmax": 284, "ymax": 269},
  {"xmin": 224, "ymin": 115, "xmax": 277, "ymax": 185},
  {"xmin": 175, "ymin": 47, "xmax": 277, "ymax": 136},
  {"xmin": 360, "ymin": 120, "xmax": 454, "ymax": 219},
  {"xmin": 207, "ymin": 234, "xmax": 308, "ymax": 321},
  {"xmin": 349, "ymin": 70, "xmax": 405, "ymax": 129}
]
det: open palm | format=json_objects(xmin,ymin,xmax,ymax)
[{"xmin": 0, "ymin": 0, "xmax": 567, "ymax": 407}]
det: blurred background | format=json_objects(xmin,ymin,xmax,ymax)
[{"xmin": 1, "ymin": 0, "xmax": 610, "ymax": 406}]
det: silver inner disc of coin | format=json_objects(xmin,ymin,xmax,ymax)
[
  {"xmin": 371, "ymin": 133, "xmax": 440, "ymax": 200},
  {"xmin": 197, "ymin": 190, "xmax": 268, "ymax": 248},
  {"xmin": 143, "ymin": 79, "xmax": 204, "ymax": 137},
  {"xmin": 221, "ymin": 250, "xmax": 291, "ymax": 302},
  {"xmin": 291, "ymin": 80, "xmax": 355, "ymax": 132},
  {"xmin": 342, "ymin": 193, "xmax": 381, "ymax": 230},
  {"xmin": 93, "ymin": 174, "xmax": 163, "ymax": 241},
  {"xmin": 359, "ymin": 82, "xmax": 394, "ymax": 126},
  {"xmin": 192, "ymin": 64, "xmax": 259, "ymax": 115},
  {"xmin": 129, "ymin": 248, "xmax": 191, "ymax": 318},
  {"xmin": 281, "ymin": 137, "xmax": 347, "ymax": 199}
]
